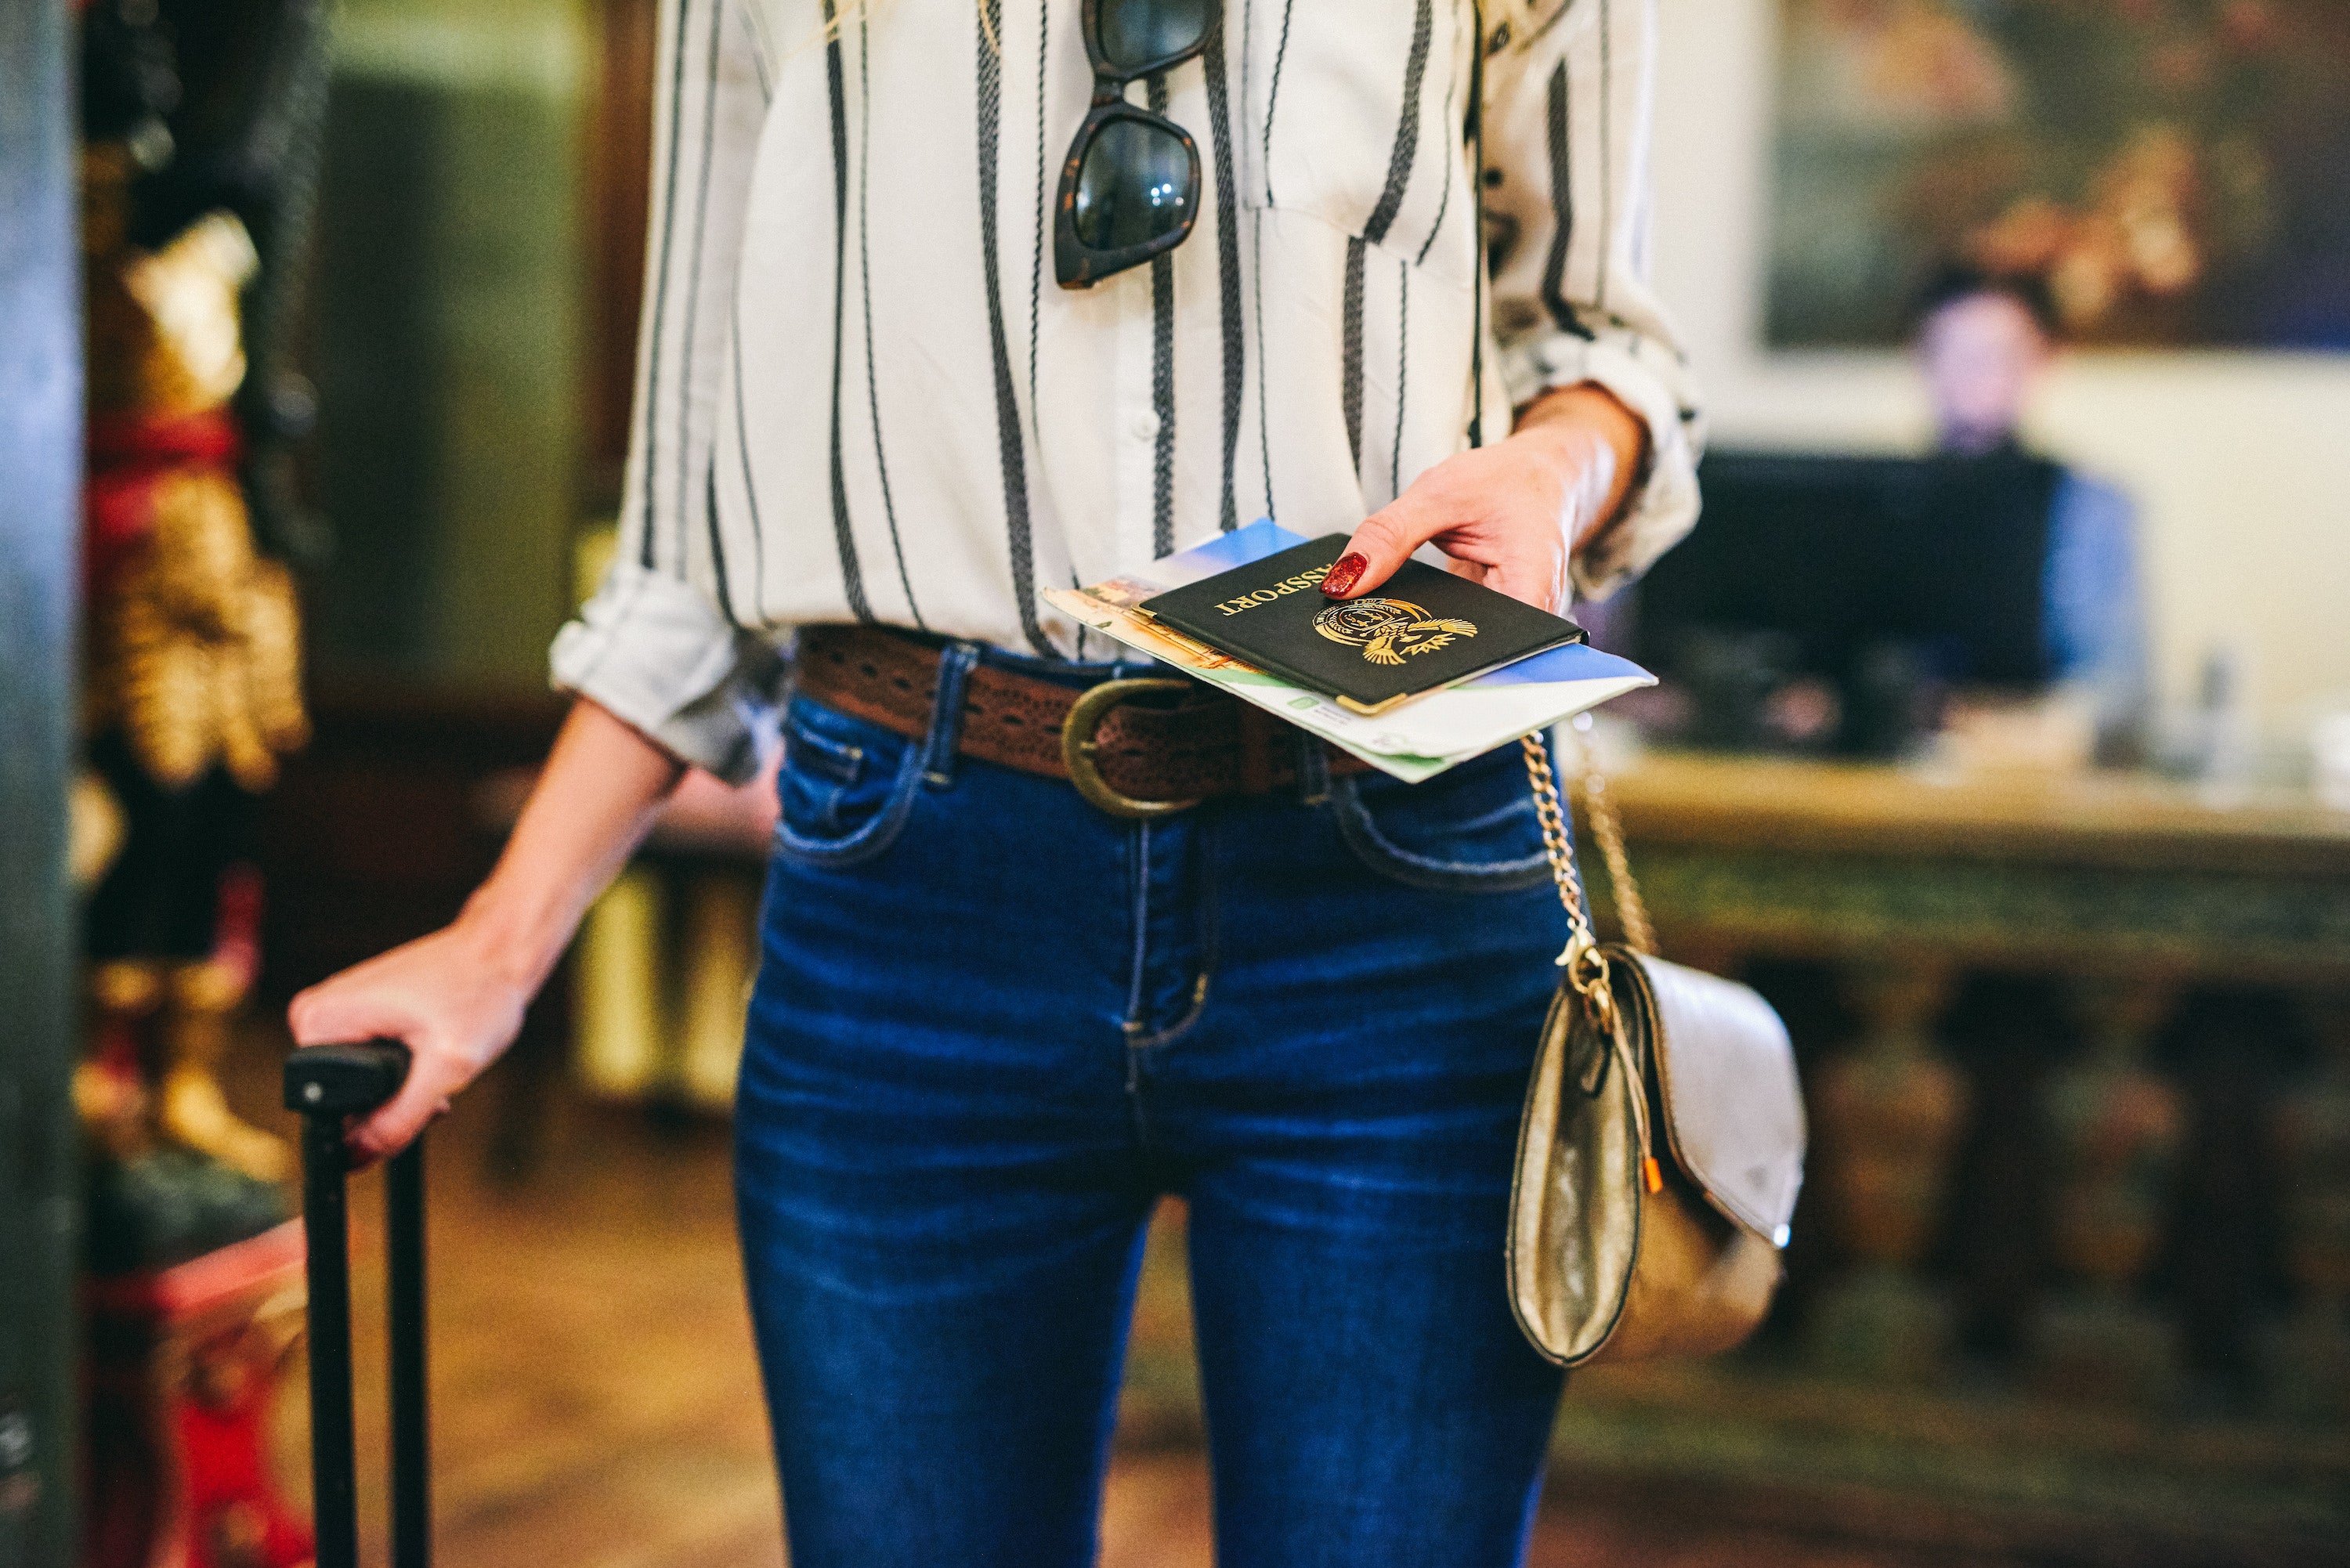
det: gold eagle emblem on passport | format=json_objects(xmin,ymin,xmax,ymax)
[{"xmin": 1312, "ymin": 598, "xmax": 1479, "ymax": 667}]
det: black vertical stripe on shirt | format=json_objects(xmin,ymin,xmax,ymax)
[
  {"xmin": 1467, "ymin": 0, "xmax": 1487, "ymax": 449},
  {"xmin": 1028, "ymin": 0, "xmax": 1049, "ymax": 449},
  {"xmin": 1341, "ymin": 236, "xmax": 1367, "ymax": 470},
  {"xmin": 824, "ymin": 2, "xmax": 873, "ymax": 620},
  {"xmin": 1415, "ymin": 6, "xmax": 1462, "ymax": 266},
  {"xmin": 1390, "ymin": 257, "xmax": 1408, "ymax": 501},
  {"xmin": 1202, "ymin": 20, "xmax": 1243, "ymax": 533},
  {"xmin": 1539, "ymin": 60, "xmax": 1595, "ymax": 341},
  {"xmin": 673, "ymin": 0, "xmax": 723, "ymax": 575},
  {"xmin": 1244, "ymin": 1, "xmax": 1278, "ymax": 518},
  {"xmin": 638, "ymin": 0, "xmax": 695, "ymax": 570},
  {"xmin": 1152, "ymin": 249, "xmax": 1177, "ymax": 554},
  {"xmin": 1363, "ymin": 0, "xmax": 1432, "ymax": 244},
  {"xmin": 977, "ymin": 0, "xmax": 1054, "ymax": 655},
  {"xmin": 731, "ymin": 315, "xmax": 767, "ymax": 620},
  {"xmin": 705, "ymin": 461, "xmax": 736, "ymax": 623},
  {"xmin": 859, "ymin": 14, "xmax": 923, "ymax": 625},
  {"xmin": 1260, "ymin": 0, "xmax": 1295, "ymax": 203},
  {"xmin": 1252, "ymin": 211, "xmax": 1274, "ymax": 516},
  {"xmin": 1348, "ymin": 0, "xmax": 1430, "ymax": 483},
  {"xmin": 1147, "ymin": 72, "xmax": 1176, "ymax": 558}
]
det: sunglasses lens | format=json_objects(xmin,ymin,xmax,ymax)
[
  {"xmin": 1097, "ymin": 0, "xmax": 1212, "ymax": 73},
  {"xmin": 1074, "ymin": 119, "xmax": 1194, "ymax": 254}
]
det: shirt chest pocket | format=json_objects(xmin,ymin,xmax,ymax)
[{"xmin": 1238, "ymin": 0, "xmax": 1469, "ymax": 266}]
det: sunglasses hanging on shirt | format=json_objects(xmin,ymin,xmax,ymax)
[{"xmin": 1054, "ymin": 0, "xmax": 1213, "ymax": 288}]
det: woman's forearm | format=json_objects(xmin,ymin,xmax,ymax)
[
  {"xmin": 1324, "ymin": 381, "xmax": 1654, "ymax": 612},
  {"xmin": 454, "ymin": 696, "xmax": 687, "ymax": 992},
  {"xmin": 1510, "ymin": 382, "xmax": 1650, "ymax": 551},
  {"xmin": 287, "ymin": 695, "xmax": 688, "ymax": 1158}
]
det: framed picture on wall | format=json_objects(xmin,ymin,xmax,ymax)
[{"xmin": 1765, "ymin": 0, "xmax": 2350, "ymax": 350}]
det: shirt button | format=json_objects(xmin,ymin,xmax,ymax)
[{"xmin": 1129, "ymin": 413, "xmax": 1157, "ymax": 441}]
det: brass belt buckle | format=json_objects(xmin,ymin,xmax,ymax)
[{"xmin": 1059, "ymin": 677, "xmax": 1203, "ymax": 820}]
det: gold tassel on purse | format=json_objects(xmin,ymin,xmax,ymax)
[{"xmin": 1506, "ymin": 732, "xmax": 1808, "ymax": 1367}]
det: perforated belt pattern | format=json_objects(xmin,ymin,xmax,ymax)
[{"xmin": 791, "ymin": 625, "xmax": 1371, "ymax": 804}]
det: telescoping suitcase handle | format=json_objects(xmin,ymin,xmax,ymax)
[{"xmin": 284, "ymin": 1041, "xmax": 431, "ymax": 1568}]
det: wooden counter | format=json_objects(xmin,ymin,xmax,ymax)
[{"xmin": 1591, "ymin": 751, "xmax": 2350, "ymax": 985}]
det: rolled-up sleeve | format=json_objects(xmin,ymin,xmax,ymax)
[
  {"xmin": 1481, "ymin": 0, "xmax": 1704, "ymax": 600},
  {"xmin": 551, "ymin": 564, "xmax": 782, "ymax": 782},
  {"xmin": 550, "ymin": 0, "xmax": 776, "ymax": 780}
]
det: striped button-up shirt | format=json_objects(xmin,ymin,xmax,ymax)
[{"xmin": 552, "ymin": 0, "xmax": 1701, "ymax": 781}]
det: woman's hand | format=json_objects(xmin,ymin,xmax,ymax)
[
  {"xmin": 287, "ymin": 919, "xmax": 536, "ymax": 1161},
  {"xmin": 287, "ymin": 697, "xmax": 686, "ymax": 1160},
  {"xmin": 1321, "ymin": 383, "xmax": 1647, "ymax": 612}
]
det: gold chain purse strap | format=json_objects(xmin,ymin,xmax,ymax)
[
  {"xmin": 1576, "ymin": 750, "xmax": 1657, "ymax": 956},
  {"xmin": 1520, "ymin": 729, "xmax": 1654, "ymax": 1026}
]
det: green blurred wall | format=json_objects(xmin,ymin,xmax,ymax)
[{"xmin": 309, "ymin": 0, "xmax": 589, "ymax": 691}]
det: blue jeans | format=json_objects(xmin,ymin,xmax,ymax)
[{"xmin": 736, "ymin": 641, "xmax": 1571, "ymax": 1567}]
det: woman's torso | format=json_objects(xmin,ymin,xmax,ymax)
[{"xmin": 644, "ymin": 0, "xmax": 1497, "ymax": 659}]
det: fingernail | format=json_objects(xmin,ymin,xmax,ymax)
[{"xmin": 1322, "ymin": 553, "xmax": 1369, "ymax": 598}]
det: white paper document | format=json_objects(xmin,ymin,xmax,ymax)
[{"xmin": 1043, "ymin": 520, "xmax": 1654, "ymax": 782}]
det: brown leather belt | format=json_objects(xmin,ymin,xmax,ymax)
[{"xmin": 794, "ymin": 624, "xmax": 1369, "ymax": 818}]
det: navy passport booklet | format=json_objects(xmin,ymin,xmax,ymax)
[{"xmin": 1140, "ymin": 533, "xmax": 1586, "ymax": 714}]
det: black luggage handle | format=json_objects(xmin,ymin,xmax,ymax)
[{"xmin": 284, "ymin": 1041, "xmax": 430, "ymax": 1568}]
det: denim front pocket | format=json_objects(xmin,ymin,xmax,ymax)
[
  {"xmin": 1329, "ymin": 742, "xmax": 1552, "ymax": 894},
  {"xmin": 772, "ymin": 695, "xmax": 927, "ymax": 869}
]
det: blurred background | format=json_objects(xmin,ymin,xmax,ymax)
[{"xmin": 7, "ymin": 2, "xmax": 2348, "ymax": 1566}]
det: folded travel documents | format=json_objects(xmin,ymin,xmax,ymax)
[
  {"xmin": 1041, "ymin": 521, "xmax": 1654, "ymax": 783},
  {"xmin": 1142, "ymin": 533, "xmax": 1586, "ymax": 715}
]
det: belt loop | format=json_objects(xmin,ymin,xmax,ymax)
[
  {"xmin": 1294, "ymin": 729, "xmax": 1331, "ymax": 807},
  {"xmin": 923, "ymin": 641, "xmax": 982, "ymax": 789}
]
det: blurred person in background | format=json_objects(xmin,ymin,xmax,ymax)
[
  {"xmin": 283, "ymin": 2, "xmax": 1700, "ymax": 1566},
  {"xmin": 1914, "ymin": 263, "xmax": 2150, "ymax": 761}
]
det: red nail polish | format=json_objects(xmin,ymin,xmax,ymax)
[{"xmin": 1322, "ymin": 552, "xmax": 1368, "ymax": 598}]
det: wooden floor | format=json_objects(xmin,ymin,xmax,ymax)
[{"xmin": 230, "ymin": 1031, "xmax": 2016, "ymax": 1568}]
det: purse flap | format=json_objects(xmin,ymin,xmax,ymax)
[{"xmin": 1615, "ymin": 954, "xmax": 1806, "ymax": 1245}]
